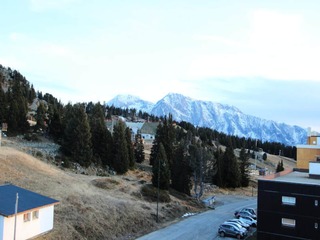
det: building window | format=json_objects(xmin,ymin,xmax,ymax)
[
  {"xmin": 282, "ymin": 218, "xmax": 296, "ymax": 228},
  {"xmin": 32, "ymin": 210, "xmax": 39, "ymax": 219},
  {"xmin": 282, "ymin": 196, "xmax": 296, "ymax": 205},
  {"xmin": 23, "ymin": 213, "xmax": 31, "ymax": 222}
]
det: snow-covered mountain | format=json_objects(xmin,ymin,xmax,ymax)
[
  {"xmin": 107, "ymin": 93, "xmax": 307, "ymax": 145},
  {"xmin": 107, "ymin": 94, "xmax": 154, "ymax": 113}
]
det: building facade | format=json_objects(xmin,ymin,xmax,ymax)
[
  {"xmin": 0, "ymin": 184, "xmax": 59, "ymax": 240},
  {"xmin": 258, "ymin": 170, "xmax": 320, "ymax": 239},
  {"xmin": 296, "ymin": 134, "xmax": 320, "ymax": 169}
]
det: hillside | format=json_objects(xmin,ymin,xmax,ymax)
[
  {"xmin": 0, "ymin": 138, "xmax": 202, "ymax": 240},
  {"xmin": 0, "ymin": 137, "xmax": 297, "ymax": 239}
]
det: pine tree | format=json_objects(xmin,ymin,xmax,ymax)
[
  {"xmin": 125, "ymin": 127, "xmax": 135, "ymax": 169},
  {"xmin": 239, "ymin": 148, "xmax": 250, "ymax": 187},
  {"xmin": 35, "ymin": 101, "xmax": 47, "ymax": 131},
  {"xmin": 61, "ymin": 103, "xmax": 92, "ymax": 167},
  {"xmin": 150, "ymin": 123, "xmax": 164, "ymax": 166},
  {"xmin": 222, "ymin": 146, "xmax": 241, "ymax": 188},
  {"xmin": 88, "ymin": 103, "xmax": 112, "ymax": 166},
  {"xmin": 162, "ymin": 114, "xmax": 176, "ymax": 168},
  {"xmin": 150, "ymin": 115, "xmax": 176, "ymax": 167},
  {"xmin": 262, "ymin": 152, "xmax": 267, "ymax": 161},
  {"xmin": 152, "ymin": 143, "xmax": 170, "ymax": 190},
  {"xmin": 0, "ymin": 81, "xmax": 7, "ymax": 124},
  {"xmin": 212, "ymin": 148, "xmax": 224, "ymax": 187},
  {"xmin": 276, "ymin": 159, "xmax": 284, "ymax": 172},
  {"xmin": 112, "ymin": 120, "xmax": 129, "ymax": 174},
  {"xmin": 134, "ymin": 131, "xmax": 145, "ymax": 163},
  {"xmin": 171, "ymin": 141, "xmax": 192, "ymax": 195}
]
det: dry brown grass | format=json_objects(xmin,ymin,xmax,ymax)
[
  {"xmin": 0, "ymin": 140, "xmax": 194, "ymax": 240},
  {"xmin": 0, "ymin": 138, "xmax": 297, "ymax": 239}
]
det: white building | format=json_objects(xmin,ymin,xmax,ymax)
[{"xmin": 0, "ymin": 184, "xmax": 59, "ymax": 240}]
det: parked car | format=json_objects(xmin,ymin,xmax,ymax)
[
  {"xmin": 235, "ymin": 210, "xmax": 257, "ymax": 220},
  {"xmin": 223, "ymin": 221, "xmax": 247, "ymax": 232},
  {"xmin": 218, "ymin": 223, "xmax": 248, "ymax": 239},
  {"xmin": 225, "ymin": 218, "xmax": 250, "ymax": 229},
  {"xmin": 238, "ymin": 216, "xmax": 257, "ymax": 227},
  {"xmin": 234, "ymin": 208, "xmax": 256, "ymax": 217}
]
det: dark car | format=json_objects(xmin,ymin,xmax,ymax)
[
  {"xmin": 235, "ymin": 210, "xmax": 257, "ymax": 220},
  {"xmin": 218, "ymin": 223, "xmax": 248, "ymax": 239},
  {"xmin": 235, "ymin": 208, "xmax": 256, "ymax": 216}
]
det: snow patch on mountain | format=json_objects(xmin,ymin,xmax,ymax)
[
  {"xmin": 107, "ymin": 93, "xmax": 307, "ymax": 145},
  {"xmin": 107, "ymin": 94, "xmax": 154, "ymax": 113}
]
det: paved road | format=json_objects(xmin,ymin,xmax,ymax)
[{"xmin": 137, "ymin": 195, "xmax": 257, "ymax": 240}]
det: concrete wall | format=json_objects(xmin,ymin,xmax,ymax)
[{"xmin": 1, "ymin": 206, "xmax": 55, "ymax": 240}]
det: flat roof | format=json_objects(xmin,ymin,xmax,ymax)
[
  {"xmin": 261, "ymin": 171, "xmax": 320, "ymax": 186},
  {"xmin": 296, "ymin": 145, "xmax": 320, "ymax": 149},
  {"xmin": 0, "ymin": 184, "xmax": 59, "ymax": 217}
]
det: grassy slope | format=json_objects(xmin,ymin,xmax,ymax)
[
  {"xmin": 0, "ymin": 139, "xmax": 297, "ymax": 239},
  {"xmin": 0, "ymin": 142, "xmax": 197, "ymax": 240}
]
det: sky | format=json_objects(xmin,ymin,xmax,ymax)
[{"xmin": 1, "ymin": 0, "xmax": 320, "ymax": 131}]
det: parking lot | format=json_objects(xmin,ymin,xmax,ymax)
[
  {"xmin": 214, "ymin": 206, "xmax": 257, "ymax": 239},
  {"xmin": 138, "ymin": 195, "xmax": 257, "ymax": 240}
]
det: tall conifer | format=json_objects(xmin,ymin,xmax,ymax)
[
  {"xmin": 152, "ymin": 143, "xmax": 170, "ymax": 190},
  {"xmin": 112, "ymin": 120, "xmax": 129, "ymax": 174}
]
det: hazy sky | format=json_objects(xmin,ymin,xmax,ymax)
[{"xmin": 1, "ymin": 0, "xmax": 320, "ymax": 131}]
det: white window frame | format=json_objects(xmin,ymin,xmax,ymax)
[
  {"xmin": 282, "ymin": 218, "xmax": 296, "ymax": 227},
  {"xmin": 32, "ymin": 210, "xmax": 39, "ymax": 220},
  {"xmin": 282, "ymin": 196, "xmax": 296, "ymax": 206},
  {"xmin": 23, "ymin": 212, "xmax": 31, "ymax": 222}
]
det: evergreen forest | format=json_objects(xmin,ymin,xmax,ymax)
[{"xmin": 0, "ymin": 66, "xmax": 297, "ymax": 196}]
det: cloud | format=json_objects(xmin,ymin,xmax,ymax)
[{"xmin": 187, "ymin": 9, "xmax": 320, "ymax": 82}]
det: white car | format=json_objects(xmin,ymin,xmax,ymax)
[
  {"xmin": 226, "ymin": 218, "xmax": 250, "ymax": 229},
  {"xmin": 223, "ymin": 221, "xmax": 247, "ymax": 232},
  {"xmin": 238, "ymin": 216, "xmax": 257, "ymax": 227}
]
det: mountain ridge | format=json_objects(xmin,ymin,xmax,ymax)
[{"xmin": 107, "ymin": 93, "xmax": 307, "ymax": 146}]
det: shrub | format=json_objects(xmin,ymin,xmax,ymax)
[
  {"xmin": 141, "ymin": 184, "xmax": 170, "ymax": 203},
  {"xmin": 23, "ymin": 133, "xmax": 39, "ymax": 141}
]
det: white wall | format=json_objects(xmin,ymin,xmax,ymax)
[
  {"xmin": 1, "ymin": 206, "xmax": 55, "ymax": 240},
  {"xmin": 0, "ymin": 216, "xmax": 4, "ymax": 240},
  {"xmin": 141, "ymin": 134, "xmax": 154, "ymax": 140},
  {"xmin": 310, "ymin": 162, "xmax": 320, "ymax": 175}
]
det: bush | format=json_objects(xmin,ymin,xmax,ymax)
[
  {"xmin": 61, "ymin": 156, "xmax": 71, "ymax": 168},
  {"xmin": 23, "ymin": 133, "xmax": 39, "ymax": 141},
  {"xmin": 141, "ymin": 184, "xmax": 170, "ymax": 203},
  {"xmin": 35, "ymin": 151, "xmax": 43, "ymax": 158}
]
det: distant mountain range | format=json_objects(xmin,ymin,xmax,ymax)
[{"xmin": 107, "ymin": 93, "xmax": 307, "ymax": 146}]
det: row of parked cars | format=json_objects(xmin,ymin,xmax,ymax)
[{"xmin": 218, "ymin": 207, "xmax": 257, "ymax": 239}]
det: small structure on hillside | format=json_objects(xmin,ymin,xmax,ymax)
[
  {"xmin": 202, "ymin": 195, "xmax": 216, "ymax": 208},
  {"xmin": 0, "ymin": 184, "xmax": 59, "ymax": 240}
]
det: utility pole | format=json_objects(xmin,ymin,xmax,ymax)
[
  {"xmin": 254, "ymin": 139, "xmax": 257, "ymax": 170},
  {"xmin": 156, "ymin": 157, "xmax": 160, "ymax": 223},
  {"xmin": 14, "ymin": 193, "xmax": 19, "ymax": 240}
]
